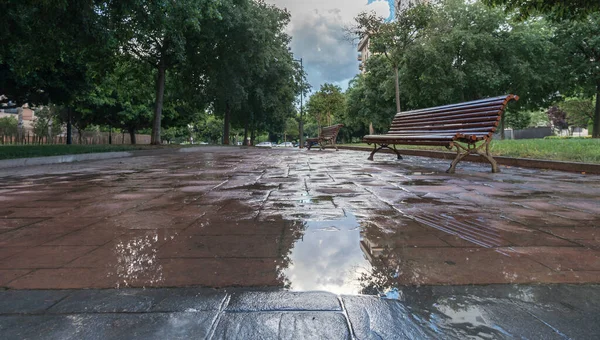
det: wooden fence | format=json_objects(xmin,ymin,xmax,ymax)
[{"xmin": 1, "ymin": 131, "xmax": 151, "ymax": 145}]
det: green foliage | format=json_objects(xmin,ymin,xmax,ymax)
[
  {"xmin": 552, "ymin": 13, "xmax": 600, "ymax": 136},
  {"xmin": 401, "ymin": 0, "xmax": 557, "ymax": 110},
  {"xmin": 306, "ymin": 84, "xmax": 346, "ymax": 129},
  {"xmin": 483, "ymin": 0, "xmax": 600, "ymax": 21},
  {"xmin": 31, "ymin": 105, "xmax": 61, "ymax": 141},
  {"xmin": 505, "ymin": 109, "xmax": 532, "ymax": 130},
  {"xmin": 0, "ymin": 0, "xmax": 114, "ymax": 106},
  {"xmin": 345, "ymin": 57, "xmax": 397, "ymax": 135},
  {"xmin": 0, "ymin": 116, "xmax": 18, "ymax": 137},
  {"xmin": 196, "ymin": 115, "xmax": 224, "ymax": 144},
  {"xmin": 343, "ymin": 0, "xmax": 571, "ymax": 139},
  {"xmin": 284, "ymin": 118, "xmax": 299, "ymax": 141},
  {"xmin": 559, "ymin": 97, "xmax": 595, "ymax": 128}
]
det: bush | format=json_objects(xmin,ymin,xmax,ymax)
[{"xmin": 0, "ymin": 116, "xmax": 19, "ymax": 136}]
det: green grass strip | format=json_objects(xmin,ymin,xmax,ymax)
[{"xmin": 342, "ymin": 139, "xmax": 600, "ymax": 164}]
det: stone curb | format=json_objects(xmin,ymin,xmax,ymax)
[
  {"xmin": 339, "ymin": 146, "xmax": 600, "ymax": 174},
  {"xmin": 0, "ymin": 152, "xmax": 133, "ymax": 169}
]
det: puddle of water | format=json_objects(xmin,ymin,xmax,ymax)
[
  {"xmin": 281, "ymin": 212, "xmax": 372, "ymax": 295},
  {"xmin": 399, "ymin": 180, "xmax": 443, "ymax": 186}
]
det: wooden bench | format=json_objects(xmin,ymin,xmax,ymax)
[
  {"xmin": 362, "ymin": 95, "xmax": 519, "ymax": 173},
  {"xmin": 306, "ymin": 124, "xmax": 344, "ymax": 151}
]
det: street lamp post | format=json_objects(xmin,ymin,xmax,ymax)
[{"xmin": 293, "ymin": 57, "xmax": 304, "ymax": 148}]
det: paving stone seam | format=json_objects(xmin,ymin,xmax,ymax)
[
  {"xmin": 337, "ymin": 296, "xmax": 357, "ymax": 340},
  {"xmin": 515, "ymin": 305, "xmax": 571, "ymax": 339},
  {"xmin": 205, "ymin": 293, "xmax": 231, "ymax": 340},
  {"xmin": 0, "ymin": 217, "xmax": 52, "ymax": 236}
]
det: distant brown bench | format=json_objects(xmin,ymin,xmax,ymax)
[
  {"xmin": 306, "ymin": 124, "xmax": 344, "ymax": 151},
  {"xmin": 362, "ymin": 95, "xmax": 519, "ymax": 173}
]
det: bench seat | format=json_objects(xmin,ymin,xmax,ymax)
[{"xmin": 363, "ymin": 95, "xmax": 518, "ymax": 173}]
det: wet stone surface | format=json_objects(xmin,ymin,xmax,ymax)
[
  {"xmin": 0, "ymin": 285, "xmax": 598, "ymax": 339},
  {"xmin": 0, "ymin": 146, "xmax": 599, "ymax": 292}
]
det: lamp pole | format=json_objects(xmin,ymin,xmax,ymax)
[{"xmin": 293, "ymin": 57, "xmax": 304, "ymax": 148}]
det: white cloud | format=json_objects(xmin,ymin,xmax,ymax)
[{"xmin": 266, "ymin": 0, "xmax": 391, "ymax": 91}]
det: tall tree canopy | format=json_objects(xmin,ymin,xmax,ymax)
[
  {"xmin": 306, "ymin": 84, "xmax": 346, "ymax": 129},
  {"xmin": 483, "ymin": 0, "xmax": 600, "ymax": 20}
]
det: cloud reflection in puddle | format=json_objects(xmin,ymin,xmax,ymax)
[{"xmin": 282, "ymin": 212, "xmax": 372, "ymax": 295}]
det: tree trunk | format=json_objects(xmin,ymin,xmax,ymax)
[
  {"xmin": 394, "ymin": 66, "xmax": 401, "ymax": 113},
  {"xmin": 151, "ymin": 60, "xmax": 166, "ymax": 145},
  {"xmin": 129, "ymin": 128, "xmax": 136, "ymax": 145},
  {"xmin": 593, "ymin": 84, "xmax": 600, "ymax": 138},
  {"xmin": 66, "ymin": 108, "xmax": 72, "ymax": 145},
  {"xmin": 223, "ymin": 102, "xmax": 231, "ymax": 145},
  {"xmin": 250, "ymin": 129, "xmax": 255, "ymax": 146},
  {"xmin": 244, "ymin": 113, "xmax": 249, "ymax": 146}
]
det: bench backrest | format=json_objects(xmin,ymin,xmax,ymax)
[
  {"xmin": 387, "ymin": 95, "xmax": 518, "ymax": 141},
  {"xmin": 320, "ymin": 124, "xmax": 344, "ymax": 140}
]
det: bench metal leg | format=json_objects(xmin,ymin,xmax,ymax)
[
  {"xmin": 447, "ymin": 148, "xmax": 470, "ymax": 174},
  {"xmin": 391, "ymin": 145, "xmax": 402, "ymax": 160},
  {"xmin": 367, "ymin": 144, "xmax": 402, "ymax": 161},
  {"xmin": 447, "ymin": 139, "xmax": 499, "ymax": 173},
  {"xmin": 477, "ymin": 141, "xmax": 500, "ymax": 173}
]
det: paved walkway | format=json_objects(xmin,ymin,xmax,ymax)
[
  {"xmin": 1, "ymin": 147, "xmax": 598, "ymax": 291},
  {"xmin": 1, "ymin": 285, "xmax": 599, "ymax": 339},
  {"xmin": 1, "ymin": 146, "xmax": 599, "ymax": 338}
]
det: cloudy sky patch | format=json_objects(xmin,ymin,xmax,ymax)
[{"xmin": 267, "ymin": 0, "xmax": 392, "ymax": 91}]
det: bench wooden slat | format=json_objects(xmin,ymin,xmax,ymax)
[
  {"xmin": 394, "ymin": 110, "xmax": 502, "ymax": 125},
  {"xmin": 391, "ymin": 120, "xmax": 499, "ymax": 131},
  {"xmin": 397, "ymin": 96, "xmax": 510, "ymax": 117},
  {"xmin": 396, "ymin": 105, "xmax": 506, "ymax": 121}
]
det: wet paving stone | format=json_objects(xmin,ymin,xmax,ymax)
[
  {"xmin": 212, "ymin": 311, "xmax": 351, "ymax": 340},
  {"xmin": 0, "ymin": 312, "xmax": 218, "ymax": 340},
  {"xmin": 0, "ymin": 290, "xmax": 71, "ymax": 314},
  {"xmin": 225, "ymin": 291, "xmax": 341, "ymax": 312},
  {"xmin": 0, "ymin": 146, "xmax": 598, "ymax": 293}
]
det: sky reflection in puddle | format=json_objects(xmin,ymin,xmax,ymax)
[{"xmin": 283, "ymin": 212, "xmax": 372, "ymax": 295}]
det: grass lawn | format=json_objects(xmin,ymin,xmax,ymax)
[
  {"xmin": 0, "ymin": 144, "xmax": 153, "ymax": 160},
  {"xmin": 342, "ymin": 139, "xmax": 600, "ymax": 164}
]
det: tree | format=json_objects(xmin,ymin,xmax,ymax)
[
  {"xmin": 284, "ymin": 117, "xmax": 299, "ymax": 142},
  {"xmin": 483, "ymin": 0, "xmax": 600, "ymax": 20},
  {"xmin": 345, "ymin": 56, "xmax": 397, "ymax": 134},
  {"xmin": 350, "ymin": 4, "xmax": 433, "ymax": 112},
  {"xmin": 559, "ymin": 97, "xmax": 595, "ymax": 129},
  {"xmin": 0, "ymin": 1, "xmax": 115, "ymax": 144},
  {"xmin": 505, "ymin": 109, "xmax": 532, "ymax": 130},
  {"xmin": 109, "ymin": 0, "xmax": 223, "ymax": 144},
  {"xmin": 237, "ymin": 2, "xmax": 302, "ymax": 145},
  {"xmin": 547, "ymin": 106, "xmax": 569, "ymax": 133},
  {"xmin": 553, "ymin": 13, "xmax": 600, "ymax": 137},
  {"xmin": 0, "ymin": 116, "xmax": 18, "ymax": 141},
  {"xmin": 79, "ymin": 58, "xmax": 155, "ymax": 144},
  {"xmin": 306, "ymin": 84, "xmax": 346, "ymax": 130}
]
